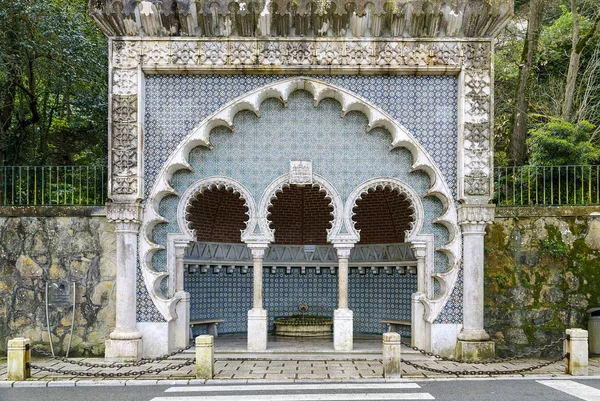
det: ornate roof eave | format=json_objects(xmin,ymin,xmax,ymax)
[{"xmin": 89, "ymin": 0, "xmax": 513, "ymax": 39}]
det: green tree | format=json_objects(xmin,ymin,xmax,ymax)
[
  {"xmin": 0, "ymin": 0, "xmax": 108, "ymax": 167},
  {"xmin": 509, "ymin": 0, "xmax": 548, "ymax": 166},
  {"xmin": 528, "ymin": 119, "xmax": 600, "ymax": 165},
  {"xmin": 495, "ymin": 1, "xmax": 600, "ymax": 165},
  {"xmin": 561, "ymin": 0, "xmax": 600, "ymax": 121}
]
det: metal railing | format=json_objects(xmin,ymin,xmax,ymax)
[
  {"xmin": 1, "ymin": 165, "xmax": 108, "ymax": 206},
  {"xmin": 496, "ymin": 165, "xmax": 600, "ymax": 207}
]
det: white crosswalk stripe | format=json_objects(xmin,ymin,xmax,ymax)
[
  {"xmin": 151, "ymin": 382, "xmax": 435, "ymax": 401},
  {"xmin": 537, "ymin": 380, "xmax": 600, "ymax": 401},
  {"xmin": 165, "ymin": 383, "xmax": 422, "ymax": 392}
]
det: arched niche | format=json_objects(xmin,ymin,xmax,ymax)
[{"xmin": 139, "ymin": 76, "xmax": 459, "ymax": 323}]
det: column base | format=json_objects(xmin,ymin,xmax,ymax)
[
  {"xmin": 456, "ymin": 339, "xmax": 495, "ymax": 361},
  {"xmin": 334, "ymin": 308, "xmax": 353, "ymax": 351},
  {"xmin": 247, "ymin": 308, "xmax": 268, "ymax": 351},
  {"xmin": 105, "ymin": 338, "xmax": 143, "ymax": 362},
  {"xmin": 457, "ymin": 328, "xmax": 490, "ymax": 341}
]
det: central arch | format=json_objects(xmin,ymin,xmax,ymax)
[{"xmin": 139, "ymin": 76, "xmax": 460, "ymax": 352}]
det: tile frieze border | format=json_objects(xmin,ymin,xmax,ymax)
[
  {"xmin": 108, "ymin": 37, "xmax": 494, "ymax": 202},
  {"xmin": 112, "ymin": 38, "xmax": 489, "ymax": 72}
]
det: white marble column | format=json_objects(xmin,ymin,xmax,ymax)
[
  {"xmin": 247, "ymin": 243, "xmax": 269, "ymax": 351},
  {"xmin": 333, "ymin": 243, "xmax": 354, "ymax": 351},
  {"xmin": 456, "ymin": 204, "xmax": 495, "ymax": 359},
  {"xmin": 410, "ymin": 241, "xmax": 429, "ymax": 350},
  {"xmin": 174, "ymin": 242, "xmax": 191, "ymax": 349},
  {"xmin": 105, "ymin": 202, "xmax": 143, "ymax": 361}
]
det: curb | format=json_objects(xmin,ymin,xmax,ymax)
[{"xmin": 2, "ymin": 375, "xmax": 600, "ymax": 388}]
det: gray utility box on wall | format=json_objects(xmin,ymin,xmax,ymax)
[{"xmin": 589, "ymin": 308, "xmax": 600, "ymax": 354}]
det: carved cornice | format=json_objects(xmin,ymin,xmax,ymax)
[{"xmin": 90, "ymin": 0, "xmax": 512, "ymax": 38}]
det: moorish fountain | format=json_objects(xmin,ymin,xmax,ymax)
[{"xmin": 273, "ymin": 304, "xmax": 333, "ymax": 337}]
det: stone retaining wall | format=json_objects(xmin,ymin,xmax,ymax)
[
  {"xmin": 1, "ymin": 205, "xmax": 598, "ymax": 357},
  {"xmin": 0, "ymin": 207, "xmax": 115, "ymax": 356},
  {"xmin": 485, "ymin": 206, "xmax": 600, "ymax": 356}
]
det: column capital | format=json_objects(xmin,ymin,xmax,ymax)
[
  {"xmin": 106, "ymin": 201, "xmax": 143, "ymax": 227},
  {"xmin": 458, "ymin": 204, "xmax": 495, "ymax": 233},
  {"xmin": 333, "ymin": 242, "xmax": 355, "ymax": 259},
  {"xmin": 174, "ymin": 239, "xmax": 192, "ymax": 258},
  {"xmin": 410, "ymin": 241, "xmax": 427, "ymax": 258},
  {"xmin": 246, "ymin": 242, "xmax": 269, "ymax": 259}
]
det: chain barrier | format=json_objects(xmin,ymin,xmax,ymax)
[
  {"xmin": 28, "ymin": 359, "xmax": 196, "ymax": 378},
  {"xmin": 400, "ymin": 337, "xmax": 565, "ymax": 365},
  {"xmin": 31, "ymin": 343, "xmax": 195, "ymax": 369},
  {"xmin": 401, "ymin": 354, "xmax": 566, "ymax": 376}
]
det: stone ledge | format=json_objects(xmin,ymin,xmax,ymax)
[
  {"xmin": 495, "ymin": 205, "xmax": 600, "ymax": 218},
  {"xmin": 90, "ymin": 0, "xmax": 513, "ymax": 38},
  {"xmin": 0, "ymin": 206, "xmax": 106, "ymax": 217}
]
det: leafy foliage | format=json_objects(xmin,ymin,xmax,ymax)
[
  {"xmin": 0, "ymin": 0, "xmax": 107, "ymax": 166},
  {"xmin": 528, "ymin": 119, "xmax": 600, "ymax": 165},
  {"xmin": 496, "ymin": 0, "xmax": 600, "ymax": 165}
]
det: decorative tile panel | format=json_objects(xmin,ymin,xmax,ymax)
[
  {"xmin": 186, "ymin": 267, "xmax": 416, "ymax": 336},
  {"xmin": 143, "ymin": 75, "xmax": 458, "ymax": 201},
  {"xmin": 434, "ymin": 267, "xmax": 463, "ymax": 324},
  {"xmin": 139, "ymin": 88, "xmax": 459, "ymax": 323}
]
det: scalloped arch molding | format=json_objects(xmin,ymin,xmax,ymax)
[{"xmin": 140, "ymin": 76, "xmax": 461, "ymax": 323}]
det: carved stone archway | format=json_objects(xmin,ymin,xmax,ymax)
[
  {"xmin": 345, "ymin": 177, "xmax": 460, "ymax": 325},
  {"xmin": 258, "ymin": 169, "xmax": 344, "ymax": 244},
  {"xmin": 344, "ymin": 177, "xmax": 460, "ymax": 349},
  {"xmin": 138, "ymin": 76, "xmax": 460, "ymax": 352}
]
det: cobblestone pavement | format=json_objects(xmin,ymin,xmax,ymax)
[{"xmin": 1, "ymin": 355, "xmax": 599, "ymax": 385}]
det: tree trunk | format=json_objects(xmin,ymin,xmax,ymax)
[
  {"xmin": 562, "ymin": 2, "xmax": 600, "ymax": 122},
  {"xmin": 562, "ymin": 0, "xmax": 580, "ymax": 121},
  {"xmin": 510, "ymin": 0, "xmax": 545, "ymax": 165}
]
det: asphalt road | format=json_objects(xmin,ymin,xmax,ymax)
[{"xmin": 1, "ymin": 379, "xmax": 600, "ymax": 401}]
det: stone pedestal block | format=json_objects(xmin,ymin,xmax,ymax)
[
  {"xmin": 247, "ymin": 308, "xmax": 268, "ymax": 351},
  {"xmin": 382, "ymin": 332, "xmax": 402, "ymax": 379},
  {"xmin": 105, "ymin": 338, "xmax": 143, "ymax": 362},
  {"xmin": 456, "ymin": 340, "xmax": 495, "ymax": 361},
  {"xmin": 7, "ymin": 338, "xmax": 31, "ymax": 381},
  {"xmin": 411, "ymin": 293, "xmax": 430, "ymax": 350},
  {"xmin": 565, "ymin": 328, "xmax": 588, "ymax": 376},
  {"xmin": 334, "ymin": 308, "xmax": 353, "ymax": 351},
  {"xmin": 195, "ymin": 335, "xmax": 214, "ymax": 379},
  {"xmin": 174, "ymin": 291, "xmax": 190, "ymax": 349}
]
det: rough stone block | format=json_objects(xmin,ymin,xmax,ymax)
[
  {"xmin": 565, "ymin": 328, "xmax": 588, "ymax": 376},
  {"xmin": 382, "ymin": 332, "xmax": 401, "ymax": 379},
  {"xmin": 195, "ymin": 335, "xmax": 214, "ymax": 379},
  {"xmin": 7, "ymin": 338, "xmax": 31, "ymax": 381},
  {"xmin": 456, "ymin": 340, "xmax": 495, "ymax": 361}
]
